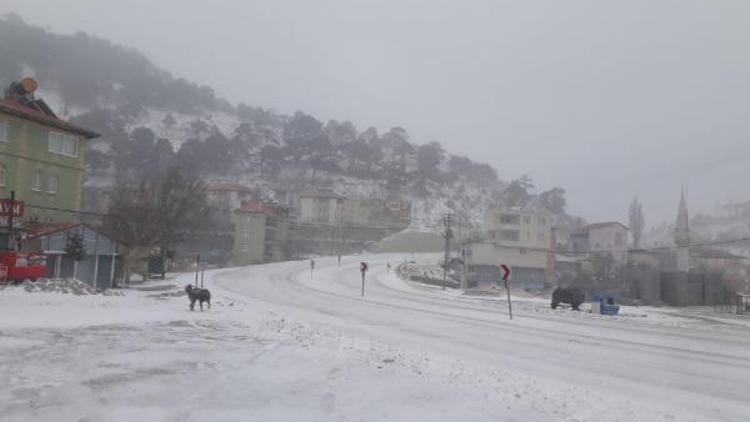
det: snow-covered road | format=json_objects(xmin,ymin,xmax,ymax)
[
  {"xmin": 214, "ymin": 254, "xmax": 750, "ymax": 422},
  {"xmin": 2, "ymin": 253, "xmax": 749, "ymax": 421}
]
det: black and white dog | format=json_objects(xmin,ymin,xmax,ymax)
[{"xmin": 185, "ymin": 284, "xmax": 211, "ymax": 311}]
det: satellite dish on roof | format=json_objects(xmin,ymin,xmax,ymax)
[{"xmin": 20, "ymin": 77, "xmax": 39, "ymax": 94}]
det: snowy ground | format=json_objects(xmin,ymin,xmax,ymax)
[{"xmin": 2, "ymin": 254, "xmax": 750, "ymax": 421}]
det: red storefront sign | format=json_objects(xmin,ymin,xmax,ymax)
[
  {"xmin": 0, "ymin": 251, "xmax": 47, "ymax": 280},
  {"xmin": 0, "ymin": 199, "xmax": 25, "ymax": 217}
]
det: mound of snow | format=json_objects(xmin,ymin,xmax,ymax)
[{"xmin": 20, "ymin": 278, "xmax": 124, "ymax": 296}]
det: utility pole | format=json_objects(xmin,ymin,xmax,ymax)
[
  {"xmin": 442, "ymin": 213, "xmax": 453, "ymax": 290},
  {"xmin": 456, "ymin": 209, "xmax": 462, "ymax": 258},
  {"xmin": 7, "ymin": 190, "xmax": 15, "ymax": 250},
  {"xmin": 160, "ymin": 245, "xmax": 167, "ymax": 280},
  {"xmin": 460, "ymin": 248, "xmax": 466, "ymax": 291},
  {"xmin": 194, "ymin": 254, "xmax": 200, "ymax": 286},
  {"xmin": 461, "ymin": 247, "xmax": 469, "ymax": 292},
  {"xmin": 336, "ymin": 208, "xmax": 342, "ymax": 267}
]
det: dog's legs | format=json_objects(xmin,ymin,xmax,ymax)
[
  {"xmin": 190, "ymin": 300, "xmax": 195, "ymax": 311},
  {"xmin": 200, "ymin": 301, "xmax": 203, "ymax": 311}
]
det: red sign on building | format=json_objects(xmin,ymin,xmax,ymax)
[{"xmin": 0, "ymin": 199, "xmax": 25, "ymax": 217}]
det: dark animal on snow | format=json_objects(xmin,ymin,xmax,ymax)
[
  {"xmin": 185, "ymin": 284, "xmax": 211, "ymax": 311},
  {"xmin": 551, "ymin": 287, "xmax": 586, "ymax": 311}
]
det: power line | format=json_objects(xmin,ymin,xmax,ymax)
[
  {"xmin": 25, "ymin": 204, "xmax": 106, "ymax": 217},
  {"xmin": 506, "ymin": 236, "xmax": 750, "ymax": 257},
  {"xmin": 292, "ymin": 221, "xmax": 405, "ymax": 231}
]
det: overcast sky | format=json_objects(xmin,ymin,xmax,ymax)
[{"xmin": 2, "ymin": 0, "xmax": 749, "ymax": 226}]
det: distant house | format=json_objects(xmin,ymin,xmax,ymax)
[
  {"xmin": 0, "ymin": 79, "xmax": 99, "ymax": 232},
  {"xmin": 21, "ymin": 223, "xmax": 126, "ymax": 288},
  {"xmin": 466, "ymin": 208, "xmax": 554, "ymax": 289},
  {"xmin": 340, "ymin": 197, "xmax": 373, "ymax": 226},
  {"xmin": 298, "ymin": 190, "xmax": 345, "ymax": 225},
  {"xmin": 484, "ymin": 208, "xmax": 551, "ymax": 248},
  {"xmin": 384, "ymin": 197, "xmax": 411, "ymax": 224},
  {"xmin": 206, "ymin": 181, "xmax": 254, "ymax": 213},
  {"xmin": 467, "ymin": 242, "xmax": 549, "ymax": 289},
  {"xmin": 691, "ymin": 246, "xmax": 748, "ymax": 272},
  {"xmin": 232, "ymin": 201, "xmax": 291, "ymax": 265},
  {"xmin": 569, "ymin": 222, "xmax": 629, "ymax": 263},
  {"xmin": 721, "ymin": 201, "xmax": 750, "ymax": 218}
]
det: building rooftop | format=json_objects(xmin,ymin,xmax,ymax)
[
  {"xmin": 299, "ymin": 190, "xmax": 345, "ymax": 200},
  {"xmin": 25, "ymin": 222, "xmax": 83, "ymax": 239},
  {"xmin": 584, "ymin": 221, "xmax": 629, "ymax": 231},
  {"xmin": 24, "ymin": 222, "xmax": 128, "ymax": 246},
  {"xmin": 235, "ymin": 201, "xmax": 284, "ymax": 215},
  {"xmin": 1, "ymin": 81, "xmax": 99, "ymax": 139},
  {"xmin": 205, "ymin": 182, "xmax": 254, "ymax": 193},
  {"xmin": 690, "ymin": 246, "xmax": 748, "ymax": 260}
]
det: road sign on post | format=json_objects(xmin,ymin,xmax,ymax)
[
  {"xmin": 500, "ymin": 264, "xmax": 513, "ymax": 320},
  {"xmin": 360, "ymin": 262, "xmax": 368, "ymax": 297}
]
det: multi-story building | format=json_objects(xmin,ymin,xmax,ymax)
[
  {"xmin": 0, "ymin": 79, "xmax": 98, "ymax": 229},
  {"xmin": 466, "ymin": 208, "xmax": 553, "ymax": 289},
  {"xmin": 484, "ymin": 208, "xmax": 550, "ymax": 248},
  {"xmin": 298, "ymin": 190, "xmax": 345, "ymax": 225},
  {"xmin": 232, "ymin": 201, "xmax": 291, "ymax": 265},
  {"xmin": 569, "ymin": 221, "xmax": 629, "ymax": 263}
]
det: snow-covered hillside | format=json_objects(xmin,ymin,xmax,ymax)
[{"xmin": 4, "ymin": 16, "xmax": 568, "ymax": 231}]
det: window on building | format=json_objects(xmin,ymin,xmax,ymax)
[
  {"xmin": 48, "ymin": 132, "xmax": 78, "ymax": 157},
  {"xmin": 0, "ymin": 122, "xmax": 8, "ymax": 142},
  {"xmin": 520, "ymin": 248, "xmax": 527, "ymax": 255},
  {"xmin": 0, "ymin": 164, "xmax": 5, "ymax": 187},
  {"xmin": 524, "ymin": 216, "xmax": 531, "ymax": 224},
  {"xmin": 500, "ymin": 214, "xmax": 520, "ymax": 225},
  {"xmin": 498, "ymin": 230, "xmax": 520, "ymax": 241},
  {"xmin": 32, "ymin": 170, "xmax": 42, "ymax": 191},
  {"xmin": 47, "ymin": 175, "xmax": 58, "ymax": 194},
  {"xmin": 614, "ymin": 232, "xmax": 624, "ymax": 246},
  {"xmin": 538, "ymin": 217, "xmax": 546, "ymax": 225}
]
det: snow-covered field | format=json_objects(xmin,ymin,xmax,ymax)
[{"xmin": 2, "ymin": 254, "xmax": 750, "ymax": 421}]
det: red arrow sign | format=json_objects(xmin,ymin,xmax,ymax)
[{"xmin": 500, "ymin": 264, "xmax": 510, "ymax": 281}]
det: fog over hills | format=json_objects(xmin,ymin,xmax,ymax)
[{"xmin": 3, "ymin": 1, "xmax": 750, "ymax": 227}]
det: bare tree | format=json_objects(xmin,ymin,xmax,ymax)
[
  {"xmin": 103, "ymin": 167, "xmax": 210, "ymax": 282},
  {"xmin": 628, "ymin": 196, "xmax": 645, "ymax": 248}
]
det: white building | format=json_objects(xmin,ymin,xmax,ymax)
[
  {"xmin": 569, "ymin": 222, "xmax": 629, "ymax": 263},
  {"xmin": 298, "ymin": 190, "xmax": 345, "ymax": 225},
  {"xmin": 467, "ymin": 208, "xmax": 553, "ymax": 289},
  {"xmin": 484, "ymin": 208, "xmax": 550, "ymax": 249}
]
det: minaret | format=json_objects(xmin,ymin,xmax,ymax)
[{"xmin": 674, "ymin": 186, "xmax": 690, "ymax": 271}]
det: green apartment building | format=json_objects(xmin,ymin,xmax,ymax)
[{"xmin": 0, "ymin": 79, "xmax": 98, "ymax": 228}]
